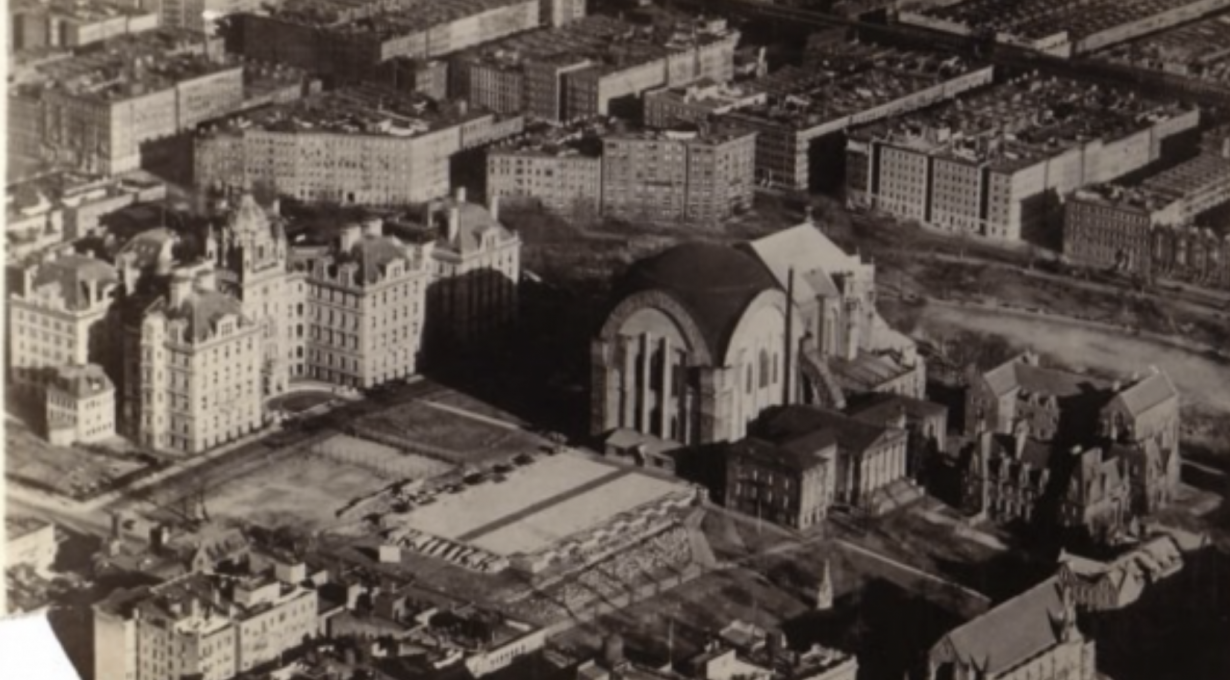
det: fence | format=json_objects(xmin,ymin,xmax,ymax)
[
  {"xmin": 347, "ymin": 425, "xmax": 466, "ymax": 466},
  {"xmin": 541, "ymin": 564, "xmax": 704, "ymax": 637}
]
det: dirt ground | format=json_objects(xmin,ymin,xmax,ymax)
[{"xmin": 203, "ymin": 452, "xmax": 390, "ymax": 532}]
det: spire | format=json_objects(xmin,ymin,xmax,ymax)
[{"xmin": 815, "ymin": 560, "xmax": 833, "ymax": 611}]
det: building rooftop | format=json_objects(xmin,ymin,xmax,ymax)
[
  {"xmin": 848, "ymin": 392, "xmax": 947, "ymax": 424},
  {"xmin": 853, "ymin": 76, "xmax": 1192, "ymax": 171},
  {"xmin": 148, "ymin": 282, "xmax": 251, "ymax": 343},
  {"xmin": 1099, "ymin": 13, "xmax": 1230, "ymax": 85},
  {"xmin": 47, "ymin": 363, "xmax": 115, "ymax": 399},
  {"xmin": 262, "ymin": 0, "xmax": 530, "ymax": 31},
  {"xmin": 25, "ymin": 253, "xmax": 119, "ymax": 310},
  {"xmin": 981, "ymin": 353, "xmax": 1114, "ymax": 400},
  {"xmin": 6, "ymin": 516, "xmax": 51, "ymax": 542},
  {"xmin": 1108, "ymin": 370, "xmax": 1179, "ymax": 419},
  {"xmin": 455, "ymin": 14, "xmax": 734, "ymax": 77},
  {"xmin": 604, "ymin": 124, "xmax": 756, "ymax": 147},
  {"xmin": 725, "ymin": 44, "xmax": 983, "ymax": 131},
  {"xmin": 921, "ymin": 0, "xmax": 1220, "ymax": 44},
  {"xmin": 10, "ymin": 0, "xmax": 154, "ymax": 24},
  {"xmin": 933, "ymin": 576, "xmax": 1074, "ymax": 675},
  {"xmin": 199, "ymin": 85, "xmax": 488, "ymax": 139},
  {"xmin": 756, "ymin": 405, "xmax": 895, "ymax": 457},
  {"xmin": 728, "ymin": 434, "xmax": 836, "ymax": 473},
  {"xmin": 29, "ymin": 50, "xmax": 235, "ymax": 103}
]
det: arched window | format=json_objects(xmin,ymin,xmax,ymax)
[
  {"xmin": 759, "ymin": 349, "xmax": 771, "ymax": 389},
  {"xmin": 746, "ymin": 364, "xmax": 753, "ymax": 393}
]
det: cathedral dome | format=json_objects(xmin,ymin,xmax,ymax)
[{"xmin": 619, "ymin": 242, "xmax": 778, "ymax": 357}]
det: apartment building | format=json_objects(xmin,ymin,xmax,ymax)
[
  {"xmin": 160, "ymin": 0, "xmax": 266, "ymax": 33},
  {"xmin": 132, "ymin": 267, "xmax": 265, "ymax": 454},
  {"xmin": 26, "ymin": 53, "xmax": 244, "ymax": 175},
  {"xmin": 1064, "ymin": 150, "xmax": 1230, "ymax": 287},
  {"xmin": 8, "ymin": 0, "xmax": 158, "ymax": 52},
  {"xmin": 234, "ymin": 0, "xmax": 541, "ymax": 82},
  {"xmin": 5, "ymin": 172, "xmax": 167, "ymax": 261},
  {"xmin": 5, "ymin": 517, "xmax": 57, "ymax": 574},
  {"xmin": 723, "ymin": 45, "xmax": 993, "ymax": 191},
  {"xmin": 45, "ymin": 363, "xmax": 116, "ymax": 445},
  {"xmin": 8, "ymin": 251, "xmax": 119, "ymax": 390},
  {"xmin": 901, "ymin": 0, "xmax": 1230, "ymax": 57},
  {"xmin": 451, "ymin": 14, "xmax": 738, "ymax": 123},
  {"xmin": 209, "ymin": 193, "xmax": 298, "ymax": 396},
  {"xmin": 194, "ymin": 86, "xmax": 524, "ymax": 206},
  {"xmin": 601, "ymin": 127, "xmax": 757, "ymax": 223},
  {"xmin": 486, "ymin": 147, "xmax": 603, "ymax": 215},
  {"xmin": 295, "ymin": 221, "xmax": 434, "ymax": 388},
  {"xmin": 93, "ymin": 564, "xmax": 319, "ymax": 680},
  {"xmin": 848, "ymin": 77, "xmax": 1199, "ymax": 241},
  {"xmin": 426, "ymin": 189, "xmax": 522, "ymax": 350},
  {"xmin": 643, "ymin": 79, "xmax": 767, "ymax": 129}
]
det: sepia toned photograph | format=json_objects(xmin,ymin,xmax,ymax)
[{"xmin": 2, "ymin": 0, "xmax": 1229, "ymax": 678}]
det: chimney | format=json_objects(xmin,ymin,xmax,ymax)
[
  {"xmin": 455, "ymin": 186, "xmax": 467, "ymax": 204},
  {"xmin": 363, "ymin": 217, "xmax": 383, "ymax": 238},
  {"xmin": 447, "ymin": 206, "xmax": 460, "ymax": 243},
  {"xmin": 270, "ymin": 198, "xmax": 281, "ymax": 216},
  {"xmin": 110, "ymin": 512, "xmax": 123, "ymax": 540},
  {"xmin": 339, "ymin": 224, "xmax": 362, "ymax": 252},
  {"xmin": 169, "ymin": 273, "xmax": 193, "ymax": 307},
  {"xmin": 489, "ymin": 194, "xmax": 500, "ymax": 223}
]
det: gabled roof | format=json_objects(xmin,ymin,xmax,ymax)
[
  {"xmin": 29, "ymin": 253, "xmax": 117, "ymax": 310},
  {"xmin": 935, "ymin": 577, "xmax": 1070, "ymax": 675},
  {"xmin": 848, "ymin": 393, "xmax": 946, "ymax": 426},
  {"xmin": 828, "ymin": 351, "xmax": 914, "ymax": 393},
  {"xmin": 349, "ymin": 235, "xmax": 410, "ymax": 285},
  {"xmin": 980, "ymin": 355, "xmax": 1113, "ymax": 399},
  {"xmin": 741, "ymin": 222, "xmax": 866, "ymax": 306},
  {"xmin": 1108, "ymin": 371, "xmax": 1178, "ymax": 419}
]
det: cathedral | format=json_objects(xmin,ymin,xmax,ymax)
[{"xmin": 591, "ymin": 215, "xmax": 925, "ymax": 448}]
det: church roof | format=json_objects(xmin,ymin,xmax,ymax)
[
  {"xmin": 935, "ymin": 577, "xmax": 1070, "ymax": 675},
  {"xmin": 30, "ymin": 254, "xmax": 117, "ymax": 310},
  {"xmin": 621, "ymin": 242, "xmax": 778, "ymax": 358},
  {"xmin": 981, "ymin": 355, "xmax": 1113, "ymax": 399},
  {"xmin": 1109, "ymin": 371, "xmax": 1178, "ymax": 418},
  {"xmin": 741, "ymin": 222, "xmax": 866, "ymax": 306}
]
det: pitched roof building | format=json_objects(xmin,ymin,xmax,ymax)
[{"xmin": 926, "ymin": 577, "xmax": 1096, "ymax": 680}]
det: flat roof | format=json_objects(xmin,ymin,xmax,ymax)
[
  {"xmin": 724, "ymin": 44, "xmax": 984, "ymax": 131},
  {"xmin": 199, "ymin": 85, "xmax": 490, "ymax": 139},
  {"xmin": 265, "ymin": 0, "xmax": 529, "ymax": 31},
  {"xmin": 455, "ymin": 14, "xmax": 734, "ymax": 76},
  {"xmin": 853, "ymin": 76, "xmax": 1192, "ymax": 170},
  {"xmin": 922, "ymin": 0, "xmax": 1221, "ymax": 43}
]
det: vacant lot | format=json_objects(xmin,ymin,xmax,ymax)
[
  {"xmin": 5, "ymin": 422, "xmax": 150, "ymax": 499},
  {"xmin": 203, "ymin": 450, "xmax": 391, "ymax": 532},
  {"xmin": 354, "ymin": 399, "xmax": 541, "ymax": 465}
]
